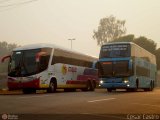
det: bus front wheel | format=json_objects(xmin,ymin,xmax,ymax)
[
  {"xmin": 82, "ymin": 81, "xmax": 94, "ymax": 91},
  {"xmin": 47, "ymin": 80, "xmax": 57, "ymax": 93},
  {"xmin": 107, "ymin": 88, "xmax": 112, "ymax": 92}
]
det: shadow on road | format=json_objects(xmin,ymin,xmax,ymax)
[{"xmin": 0, "ymin": 88, "xmax": 158, "ymax": 96}]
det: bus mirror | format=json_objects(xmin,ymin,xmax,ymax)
[
  {"xmin": 1, "ymin": 55, "xmax": 11, "ymax": 63},
  {"xmin": 95, "ymin": 61, "xmax": 99, "ymax": 69},
  {"xmin": 92, "ymin": 61, "xmax": 98, "ymax": 69},
  {"xmin": 36, "ymin": 52, "xmax": 47, "ymax": 62}
]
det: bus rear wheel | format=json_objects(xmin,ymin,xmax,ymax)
[
  {"xmin": 135, "ymin": 79, "xmax": 139, "ymax": 91},
  {"xmin": 47, "ymin": 80, "xmax": 57, "ymax": 93},
  {"xmin": 82, "ymin": 81, "xmax": 94, "ymax": 91},
  {"xmin": 144, "ymin": 81, "xmax": 154, "ymax": 91}
]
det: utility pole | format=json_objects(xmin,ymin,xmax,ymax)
[{"xmin": 68, "ymin": 38, "xmax": 75, "ymax": 49}]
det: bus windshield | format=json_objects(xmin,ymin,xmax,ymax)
[
  {"xmin": 8, "ymin": 48, "xmax": 51, "ymax": 77},
  {"xmin": 100, "ymin": 44, "xmax": 130, "ymax": 58},
  {"xmin": 98, "ymin": 61, "xmax": 130, "ymax": 77}
]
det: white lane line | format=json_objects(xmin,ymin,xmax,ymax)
[
  {"xmin": 88, "ymin": 98, "xmax": 116, "ymax": 103},
  {"xmin": 18, "ymin": 94, "xmax": 53, "ymax": 99},
  {"xmin": 132, "ymin": 103, "xmax": 160, "ymax": 108}
]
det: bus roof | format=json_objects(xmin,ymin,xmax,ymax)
[
  {"xmin": 13, "ymin": 43, "xmax": 98, "ymax": 60},
  {"xmin": 103, "ymin": 42, "xmax": 134, "ymax": 45},
  {"xmin": 14, "ymin": 43, "xmax": 62, "ymax": 51},
  {"xmin": 102, "ymin": 42, "xmax": 156, "ymax": 64},
  {"xmin": 103, "ymin": 42, "xmax": 155, "ymax": 56}
]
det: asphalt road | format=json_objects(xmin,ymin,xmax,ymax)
[{"xmin": 0, "ymin": 89, "xmax": 160, "ymax": 120}]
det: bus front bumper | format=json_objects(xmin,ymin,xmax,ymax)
[
  {"xmin": 99, "ymin": 82, "xmax": 130, "ymax": 89},
  {"xmin": 8, "ymin": 77, "xmax": 40, "ymax": 90}
]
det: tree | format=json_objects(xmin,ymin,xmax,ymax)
[
  {"xmin": 0, "ymin": 41, "xmax": 19, "ymax": 73},
  {"xmin": 112, "ymin": 34, "xmax": 134, "ymax": 42},
  {"xmin": 134, "ymin": 36, "xmax": 157, "ymax": 54},
  {"xmin": 155, "ymin": 48, "xmax": 160, "ymax": 70},
  {"xmin": 0, "ymin": 41, "xmax": 18, "ymax": 57},
  {"xmin": 93, "ymin": 15, "xmax": 126, "ymax": 46}
]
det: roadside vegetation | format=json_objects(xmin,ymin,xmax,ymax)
[{"xmin": 93, "ymin": 15, "xmax": 160, "ymax": 70}]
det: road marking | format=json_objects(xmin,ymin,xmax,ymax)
[
  {"xmin": 132, "ymin": 103, "xmax": 160, "ymax": 108},
  {"xmin": 88, "ymin": 98, "xmax": 116, "ymax": 103}
]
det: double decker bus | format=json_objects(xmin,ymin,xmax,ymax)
[
  {"xmin": 1, "ymin": 43, "xmax": 98, "ymax": 94},
  {"xmin": 98, "ymin": 42, "xmax": 157, "ymax": 92}
]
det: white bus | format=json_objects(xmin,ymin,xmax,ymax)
[{"xmin": 1, "ymin": 43, "xmax": 98, "ymax": 94}]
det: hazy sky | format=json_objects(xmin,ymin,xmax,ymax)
[{"xmin": 0, "ymin": 0, "xmax": 160, "ymax": 57}]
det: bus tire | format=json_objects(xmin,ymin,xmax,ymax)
[
  {"xmin": 149, "ymin": 81, "xmax": 153, "ymax": 91},
  {"xmin": 136, "ymin": 79, "xmax": 139, "ymax": 91},
  {"xmin": 144, "ymin": 81, "xmax": 154, "ymax": 91},
  {"xmin": 90, "ymin": 81, "xmax": 95, "ymax": 91},
  {"xmin": 92, "ymin": 81, "xmax": 96, "ymax": 89},
  {"xmin": 47, "ymin": 79, "xmax": 57, "ymax": 93},
  {"xmin": 152, "ymin": 81, "xmax": 154, "ymax": 90},
  {"xmin": 107, "ymin": 88, "xmax": 112, "ymax": 92},
  {"xmin": 82, "ymin": 81, "xmax": 93, "ymax": 91}
]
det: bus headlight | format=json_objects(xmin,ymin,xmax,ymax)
[
  {"xmin": 100, "ymin": 80, "xmax": 103, "ymax": 84},
  {"xmin": 124, "ymin": 80, "xmax": 129, "ymax": 83},
  {"xmin": 123, "ymin": 77, "xmax": 129, "ymax": 83}
]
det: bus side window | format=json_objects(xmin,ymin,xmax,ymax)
[
  {"xmin": 131, "ymin": 62, "xmax": 134, "ymax": 75},
  {"xmin": 39, "ymin": 55, "xmax": 50, "ymax": 71}
]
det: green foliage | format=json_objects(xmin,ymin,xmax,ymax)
[
  {"xmin": 155, "ymin": 48, "xmax": 160, "ymax": 70},
  {"xmin": 0, "ymin": 41, "xmax": 18, "ymax": 56},
  {"xmin": 93, "ymin": 15, "xmax": 126, "ymax": 46},
  {"xmin": 134, "ymin": 36, "xmax": 157, "ymax": 54},
  {"xmin": 112, "ymin": 34, "xmax": 134, "ymax": 42},
  {"xmin": 0, "ymin": 41, "xmax": 19, "ymax": 73}
]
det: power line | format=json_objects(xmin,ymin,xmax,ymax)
[
  {"xmin": 0, "ymin": 0, "xmax": 38, "ymax": 8},
  {"xmin": 0, "ymin": 0, "xmax": 39, "ymax": 12}
]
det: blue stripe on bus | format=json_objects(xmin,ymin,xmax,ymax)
[{"xmin": 99, "ymin": 57, "xmax": 131, "ymax": 62}]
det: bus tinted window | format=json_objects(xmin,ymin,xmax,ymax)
[
  {"xmin": 8, "ymin": 48, "xmax": 52, "ymax": 77},
  {"xmin": 100, "ymin": 44, "xmax": 130, "ymax": 58},
  {"xmin": 9, "ymin": 49, "xmax": 41, "ymax": 77},
  {"xmin": 52, "ymin": 49, "xmax": 93, "ymax": 67},
  {"xmin": 98, "ymin": 61, "xmax": 130, "ymax": 77}
]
